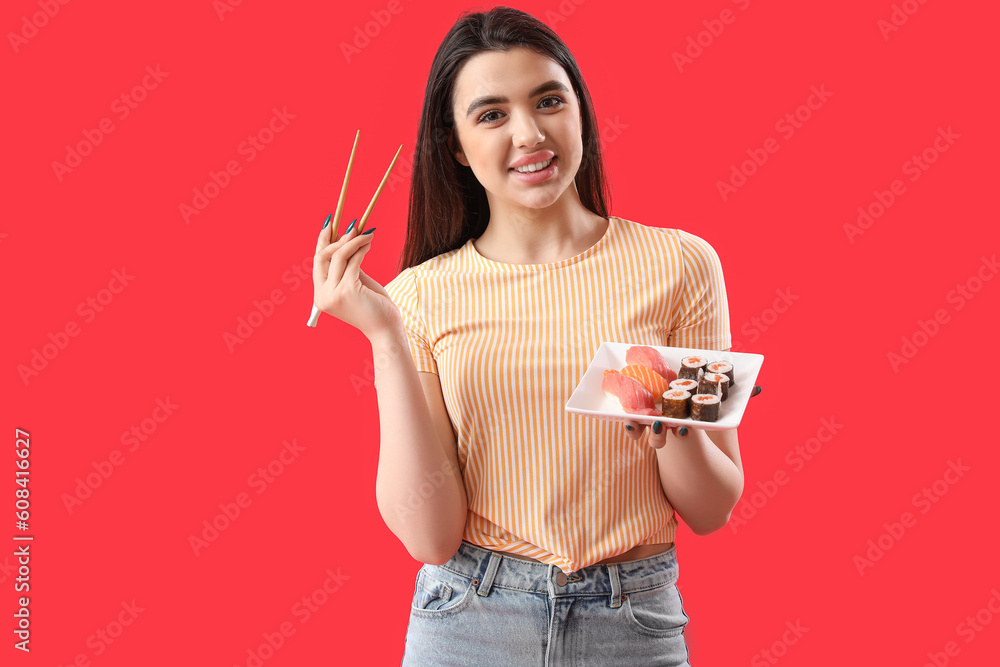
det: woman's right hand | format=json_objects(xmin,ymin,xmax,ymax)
[{"xmin": 312, "ymin": 216, "xmax": 402, "ymax": 341}]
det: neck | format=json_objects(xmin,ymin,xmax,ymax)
[{"xmin": 475, "ymin": 184, "xmax": 607, "ymax": 264}]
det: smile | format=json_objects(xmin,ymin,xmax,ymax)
[{"xmin": 512, "ymin": 158, "xmax": 553, "ymax": 173}]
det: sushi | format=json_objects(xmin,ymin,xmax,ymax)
[
  {"xmin": 668, "ymin": 378, "xmax": 699, "ymax": 394},
  {"xmin": 706, "ymin": 360, "xmax": 735, "ymax": 388},
  {"xmin": 602, "ymin": 369, "xmax": 660, "ymax": 416},
  {"xmin": 690, "ymin": 393, "xmax": 721, "ymax": 422},
  {"xmin": 625, "ymin": 345, "xmax": 677, "ymax": 384},
  {"xmin": 661, "ymin": 389, "xmax": 691, "ymax": 419},
  {"xmin": 621, "ymin": 364, "xmax": 672, "ymax": 399},
  {"xmin": 698, "ymin": 373, "xmax": 730, "ymax": 401},
  {"xmin": 678, "ymin": 355, "xmax": 708, "ymax": 381}
]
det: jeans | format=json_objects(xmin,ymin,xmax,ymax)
[{"xmin": 401, "ymin": 540, "xmax": 691, "ymax": 666}]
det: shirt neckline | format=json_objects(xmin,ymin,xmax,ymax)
[{"xmin": 466, "ymin": 216, "xmax": 617, "ymax": 271}]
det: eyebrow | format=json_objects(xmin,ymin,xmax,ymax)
[{"xmin": 465, "ymin": 80, "xmax": 571, "ymax": 119}]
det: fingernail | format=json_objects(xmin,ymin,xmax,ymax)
[
  {"xmin": 751, "ymin": 385, "xmax": 762, "ymax": 398},
  {"xmin": 345, "ymin": 219, "xmax": 357, "ymax": 233},
  {"xmin": 624, "ymin": 424, "xmax": 633, "ymax": 431},
  {"xmin": 322, "ymin": 213, "xmax": 331, "ymax": 229},
  {"xmin": 679, "ymin": 427, "xmax": 688, "ymax": 436},
  {"xmin": 362, "ymin": 226, "xmax": 376, "ymax": 235},
  {"xmin": 652, "ymin": 421, "xmax": 662, "ymax": 435}
]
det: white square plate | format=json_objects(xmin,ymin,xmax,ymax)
[{"xmin": 565, "ymin": 342, "xmax": 764, "ymax": 431}]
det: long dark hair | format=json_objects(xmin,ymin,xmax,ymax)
[{"xmin": 398, "ymin": 5, "xmax": 612, "ymax": 271}]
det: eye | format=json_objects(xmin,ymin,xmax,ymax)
[{"xmin": 477, "ymin": 95, "xmax": 566, "ymax": 124}]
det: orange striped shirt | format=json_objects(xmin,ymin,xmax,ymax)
[{"xmin": 382, "ymin": 216, "xmax": 732, "ymax": 574}]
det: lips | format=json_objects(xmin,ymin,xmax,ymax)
[{"xmin": 509, "ymin": 150, "xmax": 556, "ymax": 170}]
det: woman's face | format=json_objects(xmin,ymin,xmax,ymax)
[{"xmin": 449, "ymin": 47, "xmax": 584, "ymax": 213}]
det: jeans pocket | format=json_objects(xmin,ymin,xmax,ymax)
[
  {"xmin": 410, "ymin": 566, "xmax": 476, "ymax": 619},
  {"xmin": 622, "ymin": 581, "xmax": 690, "ymax": 637}
]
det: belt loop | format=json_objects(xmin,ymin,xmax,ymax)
[
  {"xmin": 476, "ymin": 553, "xmax": 502, "ymax": 597},
  {"xmin": 608, "ymin": 563, "xmax": 622, "ymax": 608}
]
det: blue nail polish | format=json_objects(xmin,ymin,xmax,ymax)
[
  {"xmin": 345, "ymin": 219, "xmax": 357, "ymax": 233},
  {"xmin": 362, "ymin": 226, "xmax": 376, "ymax": 235},
  {"xmin": 652, "ymin": 421, "xmax": 662, "ymax": 435},
  {"xmin": 751, "ymin": 385, "xmax": 762, "ymax": 397},
  {"xmin": 679, "ymin": 427, "xmax": 688, "ymax": 436},
  {"xmin": 322, "ymin": 213, "xmax": 331, "ymax": 229},
  {"xmin": 625, "ymin": 424, "xmax": 633, "ymax": 431}
]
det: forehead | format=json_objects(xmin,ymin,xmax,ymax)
[{"xmin": 453, "ymin": 48, "xmax": 570, "ymax": 104}]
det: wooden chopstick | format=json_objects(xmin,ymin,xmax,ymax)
[
  {"xmin": 331, "ymin": 130, "xmax": 359, "ymax": 241},
  {"xmin": 354, "ymin": 143, "xmax": 403, "ymax": 235}
]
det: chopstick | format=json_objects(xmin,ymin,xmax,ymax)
[
  {"xmin": 330, "ymin": 129, "xmax": 359, "ymax": 242},
  {"xmin": 306, "ymin": 133, "xmax": 404, "ymax": 328},
  {"xmin": 355, "ymin": 143, "xmax": 403, "ymax": 235}
]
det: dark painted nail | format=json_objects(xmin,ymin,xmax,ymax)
[
  {"xmin": 751, "ymin": 385, "xmax": 762, "ymax": 397},
  {"xmin": 652, "ymin": 421, "xmax": 662, "ymax": 435},
  {"xmin": 679, "ymin": 427, "xmax": 688, "ymax": 436},
  {"xmin": 624, "ymin": 424, "xmax": 633, "ymax": 431},
  {"xmin": 345, "ymin": 218, "xmax": 357, "ymax": 233},
  {"xmin": 322, "ymin": 213, "xmax": 331, "ymax": 229},
  {"xmin": 362, "ymin": 226, "xmax": 376, "ymax": 236}
]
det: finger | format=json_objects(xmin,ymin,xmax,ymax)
[
  {"xmin": 315, "ymin": 222, "xmax": 364, "ymax": 282},
  {"xmin": 315, "ymin": 213, "xmax": 333, "ymax": 253},
  {"xmin": 327, "ymin": 232, "xmax": 374, "ymax": 289},
  {"xmin": 750, "ymin": 385, "xmax": 762, "ymax": 398},
  {"xmin": 648, "ymin": 420, "xmax": 669, "ymax": 449},
  {"xmin": 622, "ymin": 419, "xmax": 641, "ymax": 441},
  {"xmin": 339, "ymin": 233, "xmax": 375, "ymax": 288}
]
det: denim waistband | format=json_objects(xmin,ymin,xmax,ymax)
[{"xmin": 437, "ymin": 540, "xmax": 680, "ymax": 603}]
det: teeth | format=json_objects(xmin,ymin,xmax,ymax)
[{"xmin": 514, "ymin": 158, "xmax": 553, "ymax": 173}]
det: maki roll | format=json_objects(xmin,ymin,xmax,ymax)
[
  {"xmin": 669, "ymin": 378, "xmax": 700, "ymax": 394},
  {"xmin": 678, "ymin": 355, "xmax": 708, "ymax": 381},
  {"xmin": 698, "ymin": 373, "xmax": 730, "ymax": 401},
  {"xmin": 661, "ymin": 389, "xmax": 691, "ymax": 419},
  {"xmin": 690, "ymin": 393, "xmax": 721, "ymax": 422},
  {"xmin": 706, "ymin": 360, "xmax": 735, "ymax": 388}
]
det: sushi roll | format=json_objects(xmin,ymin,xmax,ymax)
[
  {"xmin": 706, "ymin": 360, "xmax": 735, "ymax": 388},
  {"xmin": 661, "ymin": 389, "xmax": 691, "ymax": 419},
  {"xmin": 669, "ymin": 378, "xmax": 700, "ymax": 394},
  {"xmin": 678, "ymin": 355, "xmax": 708, "ymax": 381},
  {"xmin": 698, "ymin": 373, "xmax": 730, "ymax": 401},
  {"xmin": 690, "ymin": 393, "xmax": 721, "ymax": 422}
]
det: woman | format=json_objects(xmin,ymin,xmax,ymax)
[{"xmin": 312, "ymin": 7, "xmax": 745, "ymax": 665}]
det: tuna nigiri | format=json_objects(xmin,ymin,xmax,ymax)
[
  {"xmin": 602, "ymin": 369, "xmax": 660, "ymax": 416},
  {"xmin": 625, "ymin": 345, "xmax": 677, "ymax": 384}
]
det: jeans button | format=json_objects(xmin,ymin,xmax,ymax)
[{"xmin": 555, "ymin": 572, "xmax": 568, "ymax": 586}]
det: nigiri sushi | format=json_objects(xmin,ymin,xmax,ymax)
[
  {"xmin": 625, "ymin": 345, "xmax": 677, "ymax": 384},
  {"xmin": 602, "ymin": 369, "xmax": 659, "ymax": 416}
]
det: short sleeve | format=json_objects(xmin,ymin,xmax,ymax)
[
  {"xmin": 382, "ymin": 268, "xmax": 438, "ymax": 383},
  {"xmin": 666, "ymin": 230, "xmax": 732, "ymax": 351}
]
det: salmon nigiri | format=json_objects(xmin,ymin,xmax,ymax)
[
  {"xmin": 625, "ymin": 345, "xmax": 677, "ymax": 384},
  {"xmin": 602, "ymin": 369, "xmax": 659, "ymax": 416},
  {"xmin": 620, "ymin": 364, "xmax": 671, "ymax": 400}
]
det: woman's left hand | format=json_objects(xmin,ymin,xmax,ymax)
[{"xmin": 621, "ymin": 419, "xmax": 691, "ymax": 449}]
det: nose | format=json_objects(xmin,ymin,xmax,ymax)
[{"xmin": 511, "ymin": 111, "xmax": 545, "ymax": 148}]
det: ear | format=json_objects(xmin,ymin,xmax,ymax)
[{"xmin": 447, "ymin": 128, "xmax": 470, "ymax": 167}]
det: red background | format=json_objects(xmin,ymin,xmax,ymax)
[{"xmin": 4, "ymin": 0, "xmax": 999, "ymax": 664}]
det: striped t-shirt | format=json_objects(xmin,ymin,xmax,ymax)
[{"xmin": 382, "ymin": 216, "xmax": 732, "ymax": 574}]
